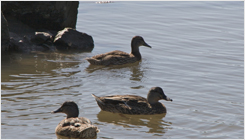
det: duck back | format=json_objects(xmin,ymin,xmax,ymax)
[
  {"xmin": 93, "ymin": 95, "xmax": 167, "ymax": 115},
  {"xmin": 86, "ymin": 50, "xmax": 138, "ymax": 65},
  {"xmin": 55, "ymin": 117, "xmax": 99, "ymax": 139}
]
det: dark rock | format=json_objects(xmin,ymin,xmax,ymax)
[
  {"xmin": 2, "ymin": 1, "xmax": 79, "ymax": 31},
  {"xmin": 31, "ymin": 32, "xmax": 53, "ymax": 45},
  {"xmin": 8, "ymin": 34, "xmax": 32, "ymax": 53},
  {"xmin": 1, "ymin": 12, "xmax": 10, "ymax": 51},
  {"xmin": 8, "ymin": 31, "xmax": 55, "ymax": 53},
  {"xmin": 1, "ymin": 2, "xmax": 93, "ymax": 54},
  {"xmin": 54, "ymin": 28, "xmax": 94, "ymax": 52},
  {"xmin": 4, "ymin": 16, "xmax": 55, "ymax": 53}
]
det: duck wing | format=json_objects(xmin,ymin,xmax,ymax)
[
  {"xmin": 96, "ymin": 95, "xmax": 150, "ymax": 110},
  {"xmin": 92, "ymin": 94, "xmax": 167, "ymax": 115},
  {"xmin": 55, "ymin": 117, "xmax": 99, "ymax": 139},
  {"xmin": 86, "ymin": 50, "xmax": 137, "ymax": 65},
  {"xmin": 102, "ymin": 95, "xmax": 147, "ymax": 104},
  {"xmin": 88, "ymin": 50, "xmax": 129, "ymax": 60}
]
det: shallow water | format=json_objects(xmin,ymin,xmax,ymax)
[{"xmin": 1, "ymin": 1, "xmax": 244, "ymax": 139}]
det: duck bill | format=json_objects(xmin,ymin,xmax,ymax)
[
  {"xmin": 51, "ymin": 108, "xmax": 62, "ymax": 113},
  {"xmin": 163, "ymin": 96, "xmax": 173, "ymax": 102},
  {"xmin": 143, "ymin": 42, "xmax": 152, "ymax": 48}
]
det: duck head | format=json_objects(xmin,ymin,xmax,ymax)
[
  {"xmin": 147, "ymin": 87, "xmax": 172, "ymax": 104},
  {"xmin": 52, "ymin": 101, "xmax": 79, "ymax": 118},
  {"xmin": 131, "ymin": 36, "xmax": 151, "ymax": 49}
]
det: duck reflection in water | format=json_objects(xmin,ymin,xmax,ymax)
[
  {"xmin": 97, "ymin": 110, "xmax": 172, "ymax": 134},
  {"xmin": 86, "ymin": 61, "xmax": 145, "ymax": 82},
  {"xmin": 86, "ymin": 60, "xmax": 140, "ymax": 73}
]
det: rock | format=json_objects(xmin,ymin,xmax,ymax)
[
  {"xmin": 1, "ymin": 12, "xmax": 10, "ymax": 51},
  {"xmin": 54, "ymin": 28, "xmax": 94, "ymax": 52},
  {"xmin": 1, "ymin": 2, "xmax": 94, "ymax": 54},
  {"xmin": 31, "ymin": 32, "xmax": 53, "ymax": 45},
  {"xmin": 2, "ymin": 1, "xmax": 79, "ymax": 30},
  {"xmin": 8, "ymin": 34, "xmax": 32, "ymax": 53},
  {"xmin": 4, "ymin": 16, "xmax": 55, "ymax": 53},
  {"xmin": 8, "ymin": 32, "xmax": 55, "ymax": 53},
  {"xmin": 30, "ymin": 32, "xmax": 56, "ymax": 52}
]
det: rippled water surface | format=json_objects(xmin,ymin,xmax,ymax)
[{"xmin": 1, "ymin": 1, "xmax": 244, "ymax": 139}]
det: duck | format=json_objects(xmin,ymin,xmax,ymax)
[
  {"xmin": 52, "ymin": 101, "xmax": 99, "ymax": 139},
  {"xmin": 86, "ymin": 36, "xmax": 151, "ymax": 66},
  {"xmin": 91, "ymin": 87, "xmax": 172, "ymax": 115}
]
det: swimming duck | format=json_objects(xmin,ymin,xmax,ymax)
[
  {"xmin": 52, "ymin": 101, "xmax": 99, "ymax": 139},
  {"xmin": 86, "ymin": 36, "xmax": 151, "ymax": 66},
  {"xmin": 92, "ymin": 87, "xmax": 172, "ymax": 115}
]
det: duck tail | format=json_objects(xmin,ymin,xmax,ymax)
[
  {"xmin": 91, "ymin": 94, "xmax": 105, "ymax": 105},
  {"xmin": 86, "ymin": 58, "xmax": 99, "ymax": 65},
  {"xmin": 81, "ymin": 126, "xmax": 100, "ymax": 139}
]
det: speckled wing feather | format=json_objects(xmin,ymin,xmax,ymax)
[
  {"xmin": 55, "ymin": 117, "xmax": 99, "ymax": 139},
  {"xmin": 101, "ymin": 95, "xmax": 147, "ymax": 104}
]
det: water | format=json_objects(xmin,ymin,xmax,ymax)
[{"xmin": 1, "ymin": 1, "xmax": 243, "ymax": 139}]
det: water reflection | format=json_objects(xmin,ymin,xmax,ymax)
[
  {"xmin": 129, "ymin": 63, "xmax": 144, "ymax": 82},
  {"xmin": 56, "ymin": 134, "xmax": 97, "ymax": 139},
  {"xmin": 1, "ymin": 52, "xmax": 82, "ymax": 83},
  {"xmin": 86, "ymin": 61, "xmax": 145, "ymax": 83},
  {"xmin": 97, "ymin": 111, "xmax": 171, "ymax": 134},
  {"xmin": 1, "ymin": 52, "xmax": 84, "ymax": 102}
]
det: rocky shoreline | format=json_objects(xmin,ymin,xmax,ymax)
[{"xmin": 1, "ymin": 1, "xmax": 94, "ymax": 54}]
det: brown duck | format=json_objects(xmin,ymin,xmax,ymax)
[
  {"xmin": 52, "ymin": 101, "xmax": 99, "ymax": 139},
  {"xmin": 86, "ymin": 36, "xmax": 151, "ymax": 66},
  {"xmin": 92, "ymin": 87, "xmax": 172, "ymax": 115}
]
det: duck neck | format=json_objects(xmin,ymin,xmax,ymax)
[
  {"xmin": 147, "ymin": 92, "xmax": 159, "ymax": 104},
  {"xmin": 147, "ymin": 98, "xmax": 158, "ymax": 105},
  {"xmin": 66, "ymin": 110, "xmax": 79, "ymax": 118},
  {"xmin": 131, "ymin": 43, "xmax": 141, "ymax": 60}
]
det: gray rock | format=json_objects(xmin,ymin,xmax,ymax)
[
  {"xmin": 54, "ymin": 28, "xmax": 94, "ymax": 52},
  {"xmin": 1, "ymin": 12, "xmax": 10, "ymax": 51}
]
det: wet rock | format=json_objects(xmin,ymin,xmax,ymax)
[
  {"xmin": 8, "ymin": 31, "xmax": 55, "ymax": 53},
  {"xmin": 2, "ymin": 1, "xmax": 79, "ymax": 30},
  {"xmin": 8, "ymin": 34, "xmax": 32, "ymax": 53},
  {"xmin": 1, "ymin": 2, "xmax": 94, "ymax": 54},
  {"xmin": 1, "ymin": 12, "xmax": 10, "ymax": 52},
  {"xmin": 31, "ymin": 32, "xmax": 53, "ymax": 45},
  {"xmin": 54, "ymin": 28, "xmax": 94, "ymax": 52},
  {"xmin": 3, "ymin": 16, "xmax": 55, "ymax": 53}
]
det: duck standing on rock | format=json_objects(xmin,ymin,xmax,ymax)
[
  {"xmin": 92, "ymin": 87, "xmax": 172, "ymax": 115},
  {"xmin": 86, "ymin": 36, "xmax": 151, "ymax": 66},
  {"xmin": 52, "ymin": 101, "xmax": 99, "ymax": 139}
]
